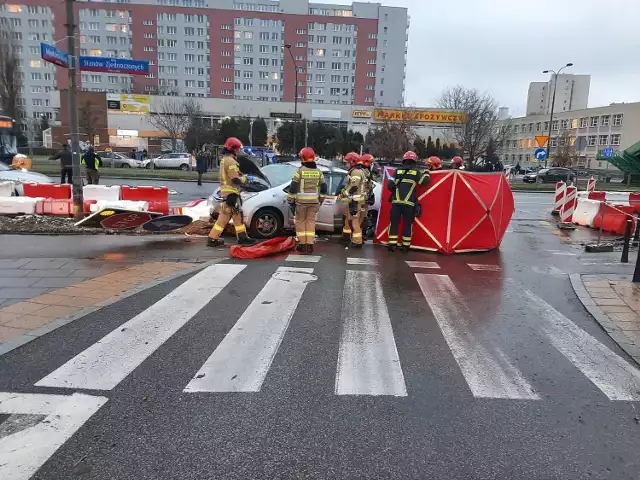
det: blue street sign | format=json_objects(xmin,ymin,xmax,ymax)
[
  {"xmin": 603, "ymin": 147, "xmax": 614, "ymax": 159},
  {"xmin": 40, "ymin": 43, "xmax": 69, "ymax": 68},
  {"xmin": 534, "ymin": 148, "xmax": 547, "ymax": 160},
  {"xmin": 78, "ymin": 56, "xmax": 149, "ymax": 75}
]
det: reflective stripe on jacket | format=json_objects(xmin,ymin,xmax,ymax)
[
  {"xmin": 219, "ymin": 154, "xmax": 246, "ymax": 198},
  {"xmin": 388, "ymin": 167, "xmax": 430, "ymax": 206},
  {"xmin": 81, "ymin": 151, "xmax": 101, "ymax": 170},
  {"xmin": 288, "ymin": 166, "xmax": 327, "ymax": 204},
  {"xmin": 341, "ymin": 167, "xmax": 367, "ymax": 203}
]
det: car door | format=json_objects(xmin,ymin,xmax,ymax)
[{"xmin": 316, "ymin": 172, "xmax": 346, "ymax": 232}]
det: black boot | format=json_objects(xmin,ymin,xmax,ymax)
[
  {"xmin": 207, "ymin": 238, "xmax": 225, "ymax": 247},
  {"xmin": 237, "ymin": 233, "xmax": 257, "ymax": 246},
  {"xmin": 296, "ymin": 243, "xmax": 305, "ymax": 252},
  {"xmin": 340, "ymin": 233, "xmax": 351, "ymax": 243},
  {"xmin": 401, "ymin": 245, "xmax": 410, "ymax": 253},
  {"xmin": 307, "ymin": 244, "xmax": 314, "ymax": 254},
  {"xmin": 387, "ymin": 243, "xmax": 395, "ymax": 252},
  {"xmin": 351, "ymin": 243, "xmax": 363, "ymax": 249}
]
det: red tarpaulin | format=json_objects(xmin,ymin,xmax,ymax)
[
  {"xmin": 375, "ymin": 168, "xmax": 514, "ymax": 254},
  {"xmin": 230, "ymin": 236, "xmax": 296, "ymax": 259}
]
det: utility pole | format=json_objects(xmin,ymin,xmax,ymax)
[
  {"xmin": 66, "ymin": 0, "xmax": 84, "ymax": 220},
  {"xmin": 285, "ymin": 45, "xmax": 299, "ymax": 155},
  {"xmin": 542, "ymin": 63, "xmax": 573, "ymax": 168}
]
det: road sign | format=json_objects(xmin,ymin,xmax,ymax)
[
  {"xmin": 603, "ymin": 147, "xmax": 614, "ymax": 158},
  {"xmin": 535, "ymin": 136, "xmax": 549, "ymax": 148},
  {"xmin": 40, "ymin": 43, "xmax": 69, "ymax": 68},
  {"xmin": 534, "ymin": 148, "xmax": 547, "ymax": 160},
  {"xmin": 78, "ymin": 56, "xmax": 149, "ymax": 75},
  {"xmin": 142, "ymin": 215, "xmax": 193, "ymax": 232},
  {"xmin": 101, "ymin": 212, "xmax": 154, "ymax": 230}
]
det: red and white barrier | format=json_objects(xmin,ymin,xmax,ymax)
[
  {"xmin": 82, "ymin": 185, "xmax": 121, "ymax": 214},
  {"xmin": 89, "ymin": 200, "xmax": 150, "ymax": 213},
  {"xmin": 35, "ymin": 199, "xmax": 75, "ymax": 217},
  {"xmin": 587, "ymin": 176, "xmax": 596, "ymax": 193},
  {"xmin": 572, "ymin": 198, "xmax": 601, "ymax": 227},
  {"xmin": 0, "ymin": 197, "xmax": 45, "ymax": 215},
  {"xmin": 0, "ymin": 181, "xmax": 14, "ymax": 198},
  {"xmin": 560, "ymin": 186, "xmax": 577, "ymax": 223},
  {"xmin": 23, "ymin": 183, "xmax": 72, "ymax": 200},
  {"xmin": 553, "ymin": 182, "xmax": 566, "ymax": 212},
  {"xmin": 121, "ymin": 186, "xmax": 169, "ymax": 215},
  {"xmin": 592, "ymin": 203, "xmax": 637, "ymax": 235}
]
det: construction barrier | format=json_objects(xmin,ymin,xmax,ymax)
[
  {"xmin": 560, "ymin": 186, "xmax": 577, "ymax": 223},
  {"xmin": 89, "ymin": 200, "xmax": 150, "ymax": 213},
  {"xmin": 173, "ymin": 199, "xmax": 210, "ymax": 221},
  {"xmin": 0, "ymin": 181, "xmax": 14, "ymax": 198},
  {"xmin": 587, "ymin": 177, "xmax": 596, "ymax": 193},
  {"xmin": 0, "ymin": 197, "xmax": 45, "ymax": 215},
  {"xmin": 572, "ymin": 198, "xmax": 602, "ymax": 227},
  {"xmin": 592, "ymin": 203, "xmax": 637, "ymax": 235},
  {"xmin": 82, "ymin": 185, "xmax": 122, "ymax": 214},
  {"xmin": 23, "ymin": 183, "xmax": 72, "ymax": 200},
  {"xmin": 553, "ymin": 181, "xmax": 566, "ymax": 212},
  {"xmin": 121, "ymin": 186, "xmax": 169, "ymax": 215},
  {"xmin": 35, "ymin": 199, "xmax": 75, "ymax": 217}
]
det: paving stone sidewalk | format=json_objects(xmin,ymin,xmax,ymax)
[{"xmin": 571, "ymin": 273, "xmax": 640, "ymax": 365}]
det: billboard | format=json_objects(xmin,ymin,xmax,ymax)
[
  {"xmin": 107, "ymin": 94, "xmax": 150, "ymax": 113},
  {"xmin": 373, "ymin": 109, "xmax": 466, "ymax": 124},
  {"xmin": 352, "ymin": 110, "xmax": 372, "ymax": 118}
]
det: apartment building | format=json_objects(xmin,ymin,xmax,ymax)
[
  {"xmin": 498, "ymin": 102, "xmax": 640, "ymax": 171},
  {"xmin": 0, "ymin": 0, "xmax": 409, "ymax": 135},
  {"xmin": 526, "ymin": 74, "xmax": 590, "ymax": 116}
]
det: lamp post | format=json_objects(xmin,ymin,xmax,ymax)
[
  {"xmin": 285, "ymin": 44, "xmax": 299, "ymax": 155},
  {"xmin": 542, "ymin": 63, "xmax": 573, "ymax": 168}
]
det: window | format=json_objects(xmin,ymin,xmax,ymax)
[
  {"xmin": 613, "ymin": 114, "xmax": 623, "ymax": 126},
  {"xmin": 243, "ymin": 58, "xmax": 254, "ymax": 65},
  {"xmin": 90, "ymin": 74, "xmax": 101, "ymax": 83},
  {"xmin": 271, "ymin": 72, "xmax": 279, "ymax": 80},
  {"xmin": 120, "ymin": 25, "xmax": 128, "ymax": 33},
  {"xmin": 185, "ymin": 27, "xmax": 195, "ymax": 36},
  {"xmin": 368, "ymin": 33, "xmax": 377, "ymax": 39},
  {"xmin": 184, "ymin": 67, "xmax": 195, "ymax": 75},
  {"xmin": 221, "ymin": 89, "xmax": 233, "ymax": 95},
  {"xmin": 331, "ymin": 50, "xmax": 341, "ymax": 57},
  {"xmin": 331, "ymin": 62, "xmax": 341, "ymax": 70},
  {"xmin": 185, "ymin": 41, "xmax": 196, "ymax": 49},
  {"xmin": 316, "ymin": 61, "xmax": 326, "ymax": 69},
  {"xmin": 365, "ymin": 84, "xmax": 374, "ymax": 90},
  {"xmin": 221, "ymin": 63, "xmax": 233, "ymax": 69},
  {"xmin": 549, "ymin": 138, "xmax": 557, "ymax": 148},
  {"xmin": 579, "ymin": 117, "xmax": 588, "ymax": 128},
  {"xmin": 221, "ymin": 24, "xmax": 232, "ymax": 30},
  {"xmin": 244, "ymin": 44, "xmax": 253, "ymax": 53},
  {"xmin": 259, "ymin": 58, "xmax": 269, "ymax": 66},
  {"xmin": 167, "ymin": 40, "xmax": 178, "ymax": 47},
  {"xmin": 222, "ymin": 50, "xmax": 232, "ymax": 57},
  {"xmin": 560, "ymin": 119, "xmax": 568, "ymax": 129},
  {"xmin": 143, "ymin": 20, "xmax": 154, "ymax": 25},
  {"xmin": 610, "ymin": 134, "xmax": 621, "ymax": 146},
  {"xmin": 366, "ymin": 71, "xmax": 375, "ymax": 78},
  {"xmin": 599, "ymin": 135, "xmax": 608, "ymax": 146},
  {"xmin": 107, "ymin": 36, "xmax": 117, "ymax": 45},
  {"xmin": 259, "ymin": 71, "xmax": 269, "ymax": 79},
  {"xmin": 551, "ymin": 120, "xmax": 558, "ymax": 130},
  {"xmin": 29, "ymin": 46, "xmax": 39, "ymax": 55},
  {"xmin": 317, "ymin": 35, "xmax": 327, "ymax": 42},
  {"xmin": 587, "ymin": 135, "xmax": 597, "ymax": 147},
  {"xmin": 590, "ymin": 116, "xmax": 598, "ymax": 127},
  {"xmin": 333, "ymin": 36, "xmax": 343, "ymax": 44},
  {"xmin": 107, "ymin": 50, "xmax": 117, "ymax": 58},
  {"xmin": 108, "ymin": 76, "xmax": 118, "ymax": 84},
  {"xmin": 271, "ymin": 32, "xmax": 279, "ymax": 40},
  {"xmin": 144, "ymin": 33, "xmax": 154, "ymax": 39},
  {"xmin": 167, "ymin": 26, "xmax": 177, "ymax": 35},
  {"xmin": 222, "ymin": 37, "xmax": 232, "ymax": 44},
  {"xmin": 367, "ymin": 59, "xmax": 376, "ymax": 64},
  {"xmin": 144, "ymin": 46, "xmax": 154, "ymax": 52},
  {"xmin": 271, "ymin": 59, "xmax": 279, "ymax": 67},
  {"xmin": 185, "ymin": 80, "xmax": 196, "ymax": 88},
  {"xmin": 330, "ymin": 88, "xmax": 340, "ymax": 95},
  {"xmin": 535, "ymin": 122, "xmax": 541, "ymax": 131},
  {"xmin": 296, "ymin": 42, "xmax": 306, "ymax": 48},
  {"xmin": 296, "ymin": 28, "xmax": 306, "ymax": 35},
  {"xmin": 185, "ymin": 54, "xmax": 195, "ymax": 62},
  {"xmin": 367, "ymin": 46, "xmax": 376, "ymax": 52},
  {"xmin": 244, "ymin": 31, "xmax": 253, "ymax": 39},
  {"xmin": 570, "ymin": 119, "xmax": 578, "ymax": 129},
  {"xmin": 601, "ymin": 115, "xmax": 610, "ymax": 126},
  {"xmin": 513, "ymin": 125, "xmax": 519, "ymax": 133},
  {"xmin": 316, "ymin": 74, "xmax": 325, "ymax": 82},
  {"xmin": 331, "ymin": 74, "xmax": 340, "ymax": 82},
  {"xmin": 167, "ymin": 53, "xmax": 177, "ymax": 61},
  {"xmin": 29, "ymin": 60, "xmax": 42, "ymax": 68},
  {"xmin": 243, "ymin": 83, "xmax": 253, "ymax": 91},
  {"xmin": 243, "ymin": 71, "xmax": 253, "ymax": 78}
]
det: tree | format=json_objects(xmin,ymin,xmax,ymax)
[
  {"xmin": 552, "ymin": 130, "xmax": 579, "ymax": 168},
  {"xmin": 217, "ymin": 117, "xmax": 241, "ymax": 145},
  {"xmin": 0, "ymin": 25, "xmax": 23, "ymax": 136},
  {"xmin": 425, "ymin": 136, "xmax": 438, "ymax": 157},
  {"xmin": 184, "ymin": 117, "xmax": 218, "ymax": 153},
  {"xmin": 276, "ymin": 121, "xmax": 304, "ymax": 155},
  {"xmin": 437, "ymin": 86, "xmax": 511, "ymax": 168},
  {"xmin": 78, "ymin": 100, "xmax": 102, "ymax": 146},
  {"xmin": 440, "ymin": 142, "xmax": 458, "ymax": 160},
  {"xmin": 364, "ymin": 116, "xmax": 416, "ymax": 162},
  {"xmin": 343, "ymin": 129, "xmax": 364, "ymax": 155},
  {"xmin": 251, "ymin": 117, "xmax": 268, "ymax": 147},
  {"xmin": 40, "ymin": 116, "xmax": 50, "ymax": 134},
  {"xmin": 148, "ymin": 97, "xmax": 197, "ymax": 151},
  {"xmin": 413, "ymin": 136, "xmax": 428, "ymax": 158}
]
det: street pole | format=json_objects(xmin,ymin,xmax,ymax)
[
  {"xmin": 543, "ymin": 63, "xmax": 573, "ymax": 169},
  {"xmin": 66, "ymin": 0, "xmax": 84, "ymax": 220},
  {"xmin": 285, "ymin": 45, "xmax": 298, "ymax": 156}
]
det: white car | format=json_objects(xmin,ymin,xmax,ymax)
[
  {"xmin": 97, "ymin": 151, "xmax": 144, "ymax": 168},
  {"xmin": 143, "ymin": 153, "xmax": 194, "ymax": 171},
  {"xmin": 208, "ymin": 159, "xmax": 382, "ymax": 239},
  {"xmin": 0, "ymin": 162, "xmax": 53, "ymax": 195}
]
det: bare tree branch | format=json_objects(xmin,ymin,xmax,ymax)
[
  {"xmin": 551, "ymin": 130, "xmax": 579, "ymax": 168},
  {"xmin": 78, "ymin": 100, "xmax": 102, "ymax": 146},
  {"xmin": 0, "ymin": 25, "xmax": 24, "ymax": 130},
  {"xmin": 364, "ymin": 113, "xmax": 417, "ymax": 162},
  {"xmin": 147, "ymin": 97, "xmax": 200, "ymax": 151}
]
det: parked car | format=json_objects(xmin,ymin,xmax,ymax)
[
  {"xmin": 208, "ymin": 159, "xmax": 382, "ymax": 239},
  {"xmin": 522, "ymin": 171, "xmax": 539, "ymax": 183},
  {"xmin": 0, "ymin": 162, "xmax": 53, "ymax": 195},
  {"xmin": 143, "ymin": 153, "xmax": 194, "ymax": 170},
  {"xmin": 532, "ymin": 167, "xmax": 577, "ymax": 184},
  {"xmin": 97, "ymin": 151, "xmax": 143, "ymax": 168}
]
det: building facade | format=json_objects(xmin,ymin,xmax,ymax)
[
  {"xmin": 526, "ymin": 74, "xmax": 590, "ymax": 116},
  {"xmin": 0, "ymin": 0, "xmax": 409, "ymax": 135},
  {"xmin": 498, "ymin": 102, "xmax": 640, "ymax": 172}
]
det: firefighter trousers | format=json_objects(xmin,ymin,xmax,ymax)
[
  {"xmin": 294, "ymin": 203, "xmax": 319, "ymax": 245},
  {"xmin": 389, "ymin": 203, "xmax": 415, "ymax": 246},
  {"xmin": 209, "ymin": 203, "xmax": 246, "ymax": 239},
  {"xmin": 345, "ymin": 203, "xmax": 365, "ymax": 245}
]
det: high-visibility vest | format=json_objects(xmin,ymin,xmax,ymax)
[
  {"xmin": 288, "ymin": 166, "xmax": 326, "ymax": 204},
  {"xmin": 342, "ymin": 167, "xmax": 367, "ymax": 203},
  {"xmin": 219, "ymin": 154, "xmax": 246, "ymax": 198}
]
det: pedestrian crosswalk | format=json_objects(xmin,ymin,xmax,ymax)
[{"xmin": 33, "ymin": 261, "xmax": 640, "ymax": 402}]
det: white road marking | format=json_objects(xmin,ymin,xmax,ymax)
[
  {"xmin": 416, "ymin": 274, "xmax": 539, "ymax": 400},
  {"xmin": 405, "ymin": 261, "xmax": 440, "ymax": 269},
  {"xmin": 0, "ymin": 392, "xmax": 107, "ymax": 480},
  {"xmin": 519, "ymin": 285, "xmax": 640, "ymax": 401},
  {"xmin": 184, "ymin": 266, "xmax": 317, "ymax": 393},
  {"xmin": 346, "ymin": 257, "xmax": 379, "ymax": 266},
  {"xmin": 531, "ymin": 265, "xmax": 566, "ymax": 276},
  {"xmin": 286, "ymin": 254, "xmax": 322, "ymax": 263},
  {"xmin": 467, "ymin": 264, "xmax": 502, "ymax": 272},
  {"xmin": 551, "ymin": 252, "xmax": 577, "ymax": 256},
  {"xmin": 36, "ymin": 263, "xmax": 246, "ymax": 391},
  {"xmin": 581, "ymin": 262, "xmax": 633, "ymax": 266},
  {"xmin": 335, "ymin": 270, "xmax": 407, "ymax": 396}
]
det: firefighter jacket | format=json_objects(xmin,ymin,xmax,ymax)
[
  {"xmin": 341, "ymin": 166, "xmax": 367, "ymax": 203},
  {"xmin": 219, "ymin": 153, "xmax": 247, "ymax": 199},
  {"xmin": 388, "ymin": 164, "xmax": 430, "ymax": 207},
  {"xmin": 288, "ymin": 163, "xmax": 327, "ymax": 204}
]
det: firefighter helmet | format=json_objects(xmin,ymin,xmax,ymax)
[
  {"xmin": 345, "ymin": 152, "xmax": 360, "ymax": 167},
  {"xmin": 452, "ymin": 156, "xmax": 464, "ymax": 166},
  {"xmin": 427, "ymin": 156, "xmax": 443, "ymax": 170},
  {"xmin": 224, "ymin": 137, "xmax": 243, "ymax": 153},
  {"xmin": 403, "ymin": 151, "xmax": 417, "ymax": 161},
  {"xmin": 361, "ymin": 153, "xmax": 374, "ymax": 167},
  {"xmin": 299, "ymin": 147, "xmax": 316, "ymax": 163}
]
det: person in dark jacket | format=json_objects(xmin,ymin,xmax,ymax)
[
  {"xmin": 50, "ymin": 144, "xmax": 73, "ymax": 184},
  {"xmin": 142, "ymin": 149, "xmax": 148, "ymax": 160},
  {"xmin": 195, "ymin": 149, "xmax": 207, "ymax": 186},
  {"xmin": 81, "ymin": 147, "xmax": 102, "ymax": 185}
]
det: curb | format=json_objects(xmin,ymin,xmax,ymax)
[
  {"xmin": 0, "ymin": 258, "xmax": 227, "ymax": 357},
  {"xmin": 44, "ymin": 174, "xmax": 220, "ymax": 183},
  {"xmin": 569, "ymin": 273, "xmax": 640, "ymax": 367}
]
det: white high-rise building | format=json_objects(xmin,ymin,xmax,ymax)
[{"xmin": 526, "ymin": 74, "xmax": 590, "ymax": 116}]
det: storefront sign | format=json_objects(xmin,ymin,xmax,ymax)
[
  {"xmin": 312, "ymin": 109, "xmax": 341, "ymax": 119},
  {"xmin": 352, "ymin": 110, "xmax": 372, "ymax": 119},
  {"xmin": 116, "ymin": 129, "xmax": 139, "ymax": 137},
  {"xmin": 270, "ymin": 112, "xmax": 302, "ymax": 120},
  {"xmin": 373, "ymin": 109, "xmax": 467, "ymax": 124},
  {"xmin": 107, "ymin": 94, "xmax": 150, "ymax": 113}
]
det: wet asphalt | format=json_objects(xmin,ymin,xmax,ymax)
[{"xmin": 1, "ymin": 192, "xmax": 640, "ymax": 480}]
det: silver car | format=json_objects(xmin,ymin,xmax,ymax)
[
  {"xmin": 0, "ymin": 162, "xmax": 54, "ymax": 195},
  {"xmin": 208, "ymin": 160, "xmax": 382, "ymax": 239},
  {"xmin": 97, "ymin": 151, "xmax": 144, "ymax": 168},
  {"xmin": 143, "ymin": 153, "xmax": 193, "ymax": 171}
]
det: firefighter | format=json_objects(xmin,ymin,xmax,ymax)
[
  {"xmin": 452, "ymin": 156, "xmax": 464, "ymax": 169},
  {"xmin": 387, "ymin": 151, "xmax": 431, "ymax": 252},
  {"xmin": 207, "ymin": 137, "xmax": 257, "ymax": 247},
  {"xmin": 427, "ymin": 156, "xmax": 443, "ymax": 171},
  {"xmin": 340, "ymin": 152, "xmax": 361, "ymax": 242},
  {"xmin": 339, "ymin": 154, "xmax": 368, "ymax": 248},
  {"xmin": 288, "ymin": 147, "xmax": 327, "ymax": 254},
  {"xmin": 359, "ymin": 153, "xmax": 376, "ymax": 241}
]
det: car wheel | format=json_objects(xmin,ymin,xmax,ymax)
[
  {"xmin": 179, "ymin": 164, "xmax": 189, "ymax": 171},
  {"xmin": 145, "ymin": 163, "xmax": 152, "ymax": 169},
  {"xmin": 250, "ymin": 208, "xmax": 283, "ymax": 239},
  {"xmin": 121, "ymin": 164, "xmax": 131, "ymax": 168},
  {"xmin": 536, "ymin": 177, "xmax": 544, "ymax": 184}
]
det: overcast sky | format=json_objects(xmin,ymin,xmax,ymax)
[{"xmin": 380, "ymin": 0, "xmax": 640, "ymax": 116}]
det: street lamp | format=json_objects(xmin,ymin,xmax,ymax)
[
  {"xmin": 285, "ymin": 44, "xmax": 299, "ymax": 155},
  {"xmin": 542, "ymin": 62, "xmax": 573, "ymax": 167}
]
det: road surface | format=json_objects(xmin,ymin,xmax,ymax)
[{"xmin": 0, "ymin": 192, "xmax": 639, "ymax": 480}]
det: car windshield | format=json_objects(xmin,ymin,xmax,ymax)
[
  {"xmin": 261, "ymin": 164, "xmax": 297, "ymax": 186},
  {"xmin": 538, "ymin": 169, "xmax": 549, "ymax": 174},
  {"xmin": 0, "ymin": 162, "xmax": 12, "ymax": 171}
]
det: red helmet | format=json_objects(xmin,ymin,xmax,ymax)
[
  {"xmin": 361, "ymin": 153, "xmax": 374, "ymax": 167},
  {"xmin": 299, "ymin": 147, "xmax": 316, "ymax": 163},
  {"xmin": 345, "ymin": 152, "xmax": 360, "ymax": 167},
  {"xmin": 452, "ymin": 156, "xmax": 463, "ymax": 165},
  {"xmin": 427, "ymin": 156, "xmax": 442, "ymax": 170},
  {"xmin": 403, "ymin": 151, "xmax": 417, "ymax": 161},
  {"xmin": 224, "ymin": 137, "xmax": 242, "ymax": 153}
]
